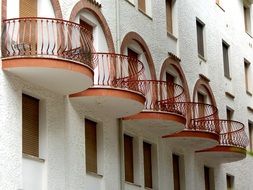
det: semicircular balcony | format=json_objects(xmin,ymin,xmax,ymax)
[
  {"xmin": 2, "ymin": 17, "xmax": 96, "ymax": 94},
  {"xmin": 196, "ymin": 120, "xmax": 248, "ymax": 163},
  {"xmin": 123, "ymin": 80, "xmax": 186, "ymax": 136},
  {"xmin": 162, "ymin": 102, "xmax": 220, "ymax": 150},
  {"xmin": 70, "ymin": 53, "xmax": 146, "ymax": 118}
]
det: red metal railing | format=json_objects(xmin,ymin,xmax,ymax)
[
  {"xmin": 218, "ymin": 120, "xmax": 248, "ymax": 148},
  {"xmin": 91, "ymin": 53, "xmax": 146, "ymax": 95},
  {"xmin": 2, "ymin": 17, "xmax": 96, "ymax": 68}
]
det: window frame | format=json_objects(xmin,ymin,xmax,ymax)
[
  {"xmin": 196, "ymin": 18, "xmax": 206, "ymax": 59},
  {"xmin": 222, "ymin": 40, "xmax": 231, "ymax": 79}
]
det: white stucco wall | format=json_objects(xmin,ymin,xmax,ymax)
[{"xmin": 1, "ymin": 0, "xmax": 253, "ymax": 190}]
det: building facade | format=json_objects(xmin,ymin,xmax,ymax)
[{"xmin": 0, "ymin": 0, "xmax": 253, "ymax": 190}]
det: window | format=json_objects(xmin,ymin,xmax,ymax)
[
  {"xmin": 204, "ymin": 166, "xmax": 214, "ymax": 190},
  {"xmin": 138, "ymin": 0, "xmax": 146, "ymax": 12},
  {"xmin": 249, "ymin": 121, "xmax": 253, "ymax": 151},
  {"xmin": 124, "ymin": 134, "xmax": 134, "ymax": 183},
  {"xmin": 85, "ymin": 119, "xmax": 97, "ymax": 173},
  {"xmin": 166, "ymin": 0, "xmax": 173, "ymax": 33},
  {"xmin": 222, "ymin": 41, "xmax": 230, "ymax": 78},
  {"xmin": 244, "ymin": 5, "xmax": 251, "ymax": 35},
  {"xmin": 196, "ymin": 19, "xmax": 205, "ymax": 58},
  {"xmin": 226, "ymin": 174, "xmax": 234, "ymax": 190},
  {"xmin": 22, "ymin": 94, "xmax": 39, "ymax": 157},
  {"xmin": 80, "ymin": 19, "xmax": 93, "ymax": 41},
  {"xmin": 226, "ymin": 108, "xmax": 233, "ymax": 121},
  {"xmin": 244, "ymin": 59, "xmax": 251, "ymax": 93},
  {"xmin": 143, "ymin": 142, "xmax": 152, "ymax": 188},
  {"xmin": 173, "ymin": 154, "xmax": 181, "ymax": 190}
]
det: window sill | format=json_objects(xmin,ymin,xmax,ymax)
[
  {"xmin": 246, "ymin": 32, "xmax": 253, "ymax": 39},
  {"xmin": 145, "ymin": 187, "xmax": 153, "ymax": 190},
  {"xmin": 125, "ymin": 0, "xmax": 135, "ymax": 7},
  {"xmin": 86, "ymin": 171, "xmax": 103, "ymax": 178},
  {"xmin": 246, "ymin": 90, "xmax": 252, "ymax": 96},
  {"xmin": 138, "ymin": 9, "xmax": 153, "ymax": 21},
  {"xmin": 225, "ymin": 75, "xmax": 232, "ymax": 81},
  {"xmin": 198, "ymin": 54, "xmax": 207, "ymax": 62},
  {"xmin": 225, "ymin": 91, "xmax": 235, "ymax": 99},
  {"xmin": 22, "ymin": 153, "xmax": 45, "ymax": 163},
  {"xmin": 167, "ymin": 32, "xmax": 178, "ymax": 41},
  {"xmin": 125, "ymin": 181, "xmax": 141, "ymax": 188},
  {"xmin": 216, "ymin": 3, "xmax": 225, "ymax": 12}
]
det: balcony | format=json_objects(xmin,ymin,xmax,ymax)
[
  {"xmin": 196, "ymin": 120, "xmax": 248, "ymax": 163},
  {"xmin": 162, "ymin": 102, "xmax": 220, "ymax": 150},
  {"xmin": 2, "ymin": 17, "xmax": 96, "ymax": 94},
  {"xmin": 70, "ymin": 53, "xmax": 146, "ymax": 118},
  {"xmin": 123, "ymin": 80, "xmax": 186, "ymax": 136}
]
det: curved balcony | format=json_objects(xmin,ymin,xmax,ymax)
[
  {"xmin": 162, "ymin": 101, "xmax": 220, "ymax": 150},
  {"xmin": 2, "ymin": 17, "xmax": 96, "ymax": 94},
  {"xmin": 123, "ymin": 80, "xmax": 186, "ymax": 135},
  {"xmin": 70, "ymin": 53, "xmax": 146, "ymax": 118},
  {"xmin": 196, "ymin": 120, "xmax": 248, "ymax": 163}
]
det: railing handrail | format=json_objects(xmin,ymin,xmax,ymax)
[{"xmin": 2, "ymin": 17, "xmax": 96, "ymax": 68}]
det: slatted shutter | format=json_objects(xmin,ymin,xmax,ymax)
[
  {"xmin": 166, "ymin": 0, "xmax": 173, "ymax": 33},
  {"xmin": 196, "ymin": 20, "xmax": 204, "ymax": 57},
  {"xmin": 85, "ymin": 119, "xmax": 97, "ymax": 173},
  {"xmin": 204, "ymin": 166, "xmax": 210, "ymax": 190},
  {"xmin": 22, "ymin": 94, "xmax": 39, "ymax": 157},
  {"xmin": 166, "ymin": 73, "xmax": 175, "ymax": 100},
  {"xmin": 197, "ymin": 92, "xmax": 206, "ymax": 117},
  {"xmin": 143, "ymin": 142, "xmax": 152, "ymax": 188},
  {"xmin": 222, "ymin": 41, "xmax": 230, "ymax": 78},
  {"xmin": 80, "ymin": 19, "xmax": 93, "ymax": 42},
  {"xmin": 124, "ymin": 134, "xmax": 134, "ymax": 183},
  {"xmin": 19, "ymin": 0, "xmax": 37, "ymax": 54},
  {"xmin": 138, "ymin": 0, "xmax": 146, "ymax": 12},
  {"xmin": 172, "ymin": 154, "xmax": 180, "ymax": 190}
]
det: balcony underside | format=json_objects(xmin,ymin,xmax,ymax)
[
  {"xmin": 123, "ymin": 111, "xmax": 186, "ymax": 136},
  {"xmin": 2, "ymin": 58, "xmax": 93, "ymax": 95},
  {"xmin": 163, "ymin": 130, "xmax": 219, "ymax": 150},
  {"xmin": 196, "ymin": 146, "xmax": 247, "ymax": 163},
  {"xmin": 70, "ymin": 87, "xmax": 146, "ymax": 118}
]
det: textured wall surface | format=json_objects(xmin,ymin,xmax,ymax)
[{"xmin": 1, "ymin": 0, "xmax": 253, "ymax": 190}]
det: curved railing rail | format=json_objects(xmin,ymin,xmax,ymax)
[
  {"xmin": 2, "ymin": 17, "xmax": 96, "ymax": 68},
  {"xmin": 92, "ymin": 53, "xmax": 146, "ymax": 95},
  {"xmin": 218, "ymin": 120, "xmax": 248, "ymax": 148}
]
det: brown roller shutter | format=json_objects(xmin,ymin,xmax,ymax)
[
  {"xmin": 204, "ymin": 166, "xmax": 210, "ymax": 190},
  {"xmin": 197, "ymin": 92, "xmax": 205, "ymax": 117},
  {"xmin": 80, "ymin": 20, "xmax": 93, "ymax": 41},
  {"xmin": 166, "ymin": 73, "xmax": 175, "ymax": 100},
  {"xmin": 172, "ymin": 154, "xmax": 180, "ymax": 190},
  {"xmin": 138, "ymin": 0, "xmax": 146, "ymax": 12},
  {"xmin": 20, "ymin": 0, "xmax": 37, "ymax": 17},
  {"xmin": 166, "ymin": 0, "xmax": 173, "ymax": 33},
  {"xmin": 85, "ymin": 119, "xmax": 97, "ymax": 173},
  {"xmin": 22, "ymin": 94, "xmax": 39, "ymax": 157},
  {"xmin": 19, "ymin": 0, "xmax": 37, "ymax": 54},
  {"xmin": 143, "ymin": 142, "xmax": 152, "ymax": 188},
  {"xmin": 124, "ymin": 134, "xmax": 134, "ymax": 183}
]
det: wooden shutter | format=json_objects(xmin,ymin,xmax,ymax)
[
  {"xmin": 19, "ymin": 0, "xmax": 37, "ymax": 54},
  {"xmin": 128, "ymin": 48, "xmax": 139, "ymax": 76},
  {"xmin": 249, "ymin": 122, "xmax": 253, "ymax": 151},
  {"xmin": 166, "ymin": 73, "xmax": 175, "ymax": 99},
  {"xmin": 138, "ymin": 0, "xmax": 146, "ymax": 12},
  {"xmin": 226, "ymin": 175, "xmax": 234, "ymax": 190},
  {"xmin": 204, "ymin": 166, "xmax": 210, "ymax": 190},
  {"xmin": 80, "ymin": 19, "xmax": 93, "ymax": 41},
  {"xmin": 20, "ymin": 0, "xmax": 37, "ymax": 17},
  {"xmin": 197, "ymin": 92, "xmax": 206, "ymax": 117},
  {"xmin": 166, "ymin": 0, "xmax": 173, "ymax": 33},
  {"xmin": 85, "ymin": 119, "xmax": 97, "ymax": 173},
  {"xmin": 172, "ymin": 154, "xmax": 180, "ymax": 190},
  {"xmin": 22, "ymin": 94, "xmax": 39, "ymax": 157},
  {"xmin": 196, "ymin": 21, "xmax": 204, "ymax": 57},
  {"xmin": 143, "ymin": 142, "xmax": 152, "ymax": 188},
  {"xmin": 124, "ymin": 135, "xmax": 134, "ymax": 183},
  {"xmin": 222, "ymin": 42, "xmax": 230, "ymax": 78}
]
